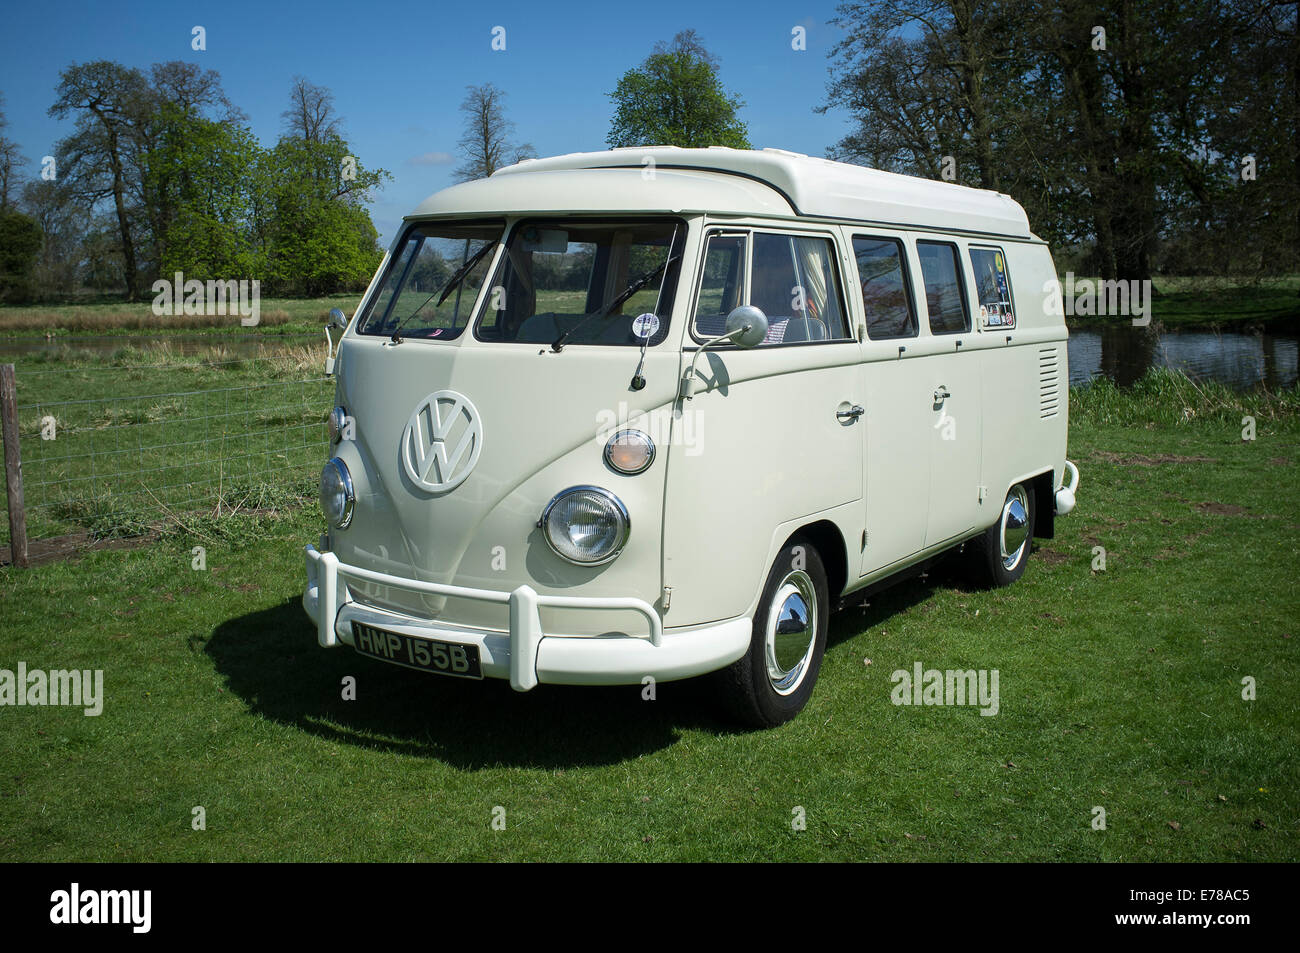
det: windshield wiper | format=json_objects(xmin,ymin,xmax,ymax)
[
  {"xmin": 551, "ymin": 254, "xmax": 679, "ymax": 352},
  {"xmin": 390, "ymin": 241, "xmax": 498, "ymax": 344}
]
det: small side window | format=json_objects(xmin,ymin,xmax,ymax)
[
  {"xmin": 852, "ymin": 236, "xmax": 916, "ymax": 339},
  {"xmin": 969, "ymin": 246, "xmax": 1015, "ymax": 328},
  {"xmin": 916, "ymin": 240, "xmax": 970, "ymax": 334},
  {"xmin": 693, "ymin": 232, "xmax": 747, "ymax": 337}
]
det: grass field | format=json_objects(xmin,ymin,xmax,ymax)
[
  {"xmin": 0, "ymin": 342, "xmax": 331, "ymax": 545},
  {"xmin": 0, "ymin": 372, "xmax": 1296, "ymax": 861}
]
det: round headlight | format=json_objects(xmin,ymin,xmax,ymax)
[
  {"xmin": 541, "ymin": 486, "xmax": 630, "ymax": 565},
  {"xmin": 320, "ymin": 457, "xmax": 355, "ymax": 529},
  {"xmin": 327, "ymin": 406, "xmax": 348, "ymax": 444},
  {"xmin": 604, "ymin": 429, "xmax": 655, "ymax": 475}
]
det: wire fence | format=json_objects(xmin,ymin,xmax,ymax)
[{"xmin": 1, "ymin": 350, "xmax": 332, "ymax": 553}]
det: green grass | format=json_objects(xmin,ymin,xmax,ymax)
[
  {"xmin": 1, "ymin": 341, "xmax": 332, "ymax": 545},
  {"xmin": 0, "ymin": 376, "xmax": 1296, "ymax": 861}
]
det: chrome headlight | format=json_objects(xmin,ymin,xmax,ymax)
[
  {"xmin": 540, "ymin": 486, "xmax": 630, "ymax": 565},
  {"xmin": 320, "ymin": 457, "xmax": 355, "ymax": 529},
  {"xmin": 327, "ymin": 406, "xmax": 348, "ymax": 444},
  {"xmin": 604, "ymin": 429, "xmax": 655, "ymax": 475}
]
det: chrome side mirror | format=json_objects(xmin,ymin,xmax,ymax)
[
  {"xmin": 325, "ymin": 308, "xmax": 349, "ymax": 377},
  {"xmin": 680, "ymin": 306, "xmax": 771, "ymax": 400},
  {"xmin": 725, "ymin": 305, "xmax": 768, "ymax": 348}
]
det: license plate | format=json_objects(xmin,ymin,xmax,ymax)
[{"xmin": 351, "ymin": 622, "xmax": 483, "ymax": 679}]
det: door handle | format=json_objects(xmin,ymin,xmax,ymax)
[
  {"xmin": 934, "ymin": 386, "xmax": 952, "ymax": 401},
  {"xmin": 836, "ymin": 404, "xmax": 865, "ymax": 420}
]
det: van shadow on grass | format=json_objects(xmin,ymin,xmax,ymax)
[
  {"xmin": 204, "ymin": 598, "xmax": 738, "ymax": 770},
  {"xmin": 205, "ymin": 554, "xmax": 976, "ymax": 770}
]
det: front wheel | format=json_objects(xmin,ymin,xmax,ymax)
[
  {"xmin": 716, "ymin": 540, "xmax": 829, "ymax": 729},
  {"xmin": 968, "ymin": 482, "xmax": 1036, "ymax": 588}
]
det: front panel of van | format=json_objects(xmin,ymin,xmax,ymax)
[{"xmin": 326, "ymin": 216, "xmax": 692, "ymax": 638}]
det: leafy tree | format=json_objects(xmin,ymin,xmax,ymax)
[
  {"xmin": 264, "ymin": 135, "xmax": 386, "ymax": 294},
  {"xmin": 140, "ymin": 62, "xmax": 251, "ymax": 279},
  {"xmin": 606, "ymin": 31, "xmax": 750, "ymax": 149},
  {"xmin": 453, "ymin": 83, "xmax": 535, "ymax": 182},
  {"xmin": 149, "ymin": 107, "xmax": 266, "ymax": 280},
  {"xmin": 0, "ymin": 208, "xmax": 42, "ymax": 302}
]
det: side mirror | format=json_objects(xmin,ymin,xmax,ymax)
[
  {"xmin": 680, "ymin": 305, "xmax": 770, "ymax": 400},
  {"xmin": 325, "ymin": 308, "xmax": 349, "ymax": 377},
  {"xmin": 725, "ymin": 305, "xmax": 768, "ymax": 348}
]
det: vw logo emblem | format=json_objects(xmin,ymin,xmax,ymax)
[{"xmin": 400, "ymin": 390, "xmax": 483, "ymax": 492}]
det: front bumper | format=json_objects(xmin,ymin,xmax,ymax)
[{"xmin": 302, "ymin": 545, "xmax": 750, "ymax": 691}]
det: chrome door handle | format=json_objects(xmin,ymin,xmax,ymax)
[
  {"xmin": 934, "ymin": 386, "xmax": 952, "ymax": 401},
  {"xmin": 836, "ymin": 405, "xmax": 865, "ymax": 420}
]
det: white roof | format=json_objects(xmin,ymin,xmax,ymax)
[
  {"xmin": 410, "ymin": 166, "xmax": 793, "ymax": 220},
  {"xmin": 493, "ymin": 146, "xmax": 1036, "ymax": 239}
]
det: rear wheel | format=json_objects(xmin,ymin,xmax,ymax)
[
  {"xmin": 717, "ymin": 540, "xmax": 829, "ymax": 729},
  {"xmin": 969, "ymin": 482, "xmax": 1035, "ymax": 588}
]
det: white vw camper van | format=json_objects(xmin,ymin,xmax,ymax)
[{"xmin": 303, "ymin": 147, "xmax": 1080, "ymax": 727}]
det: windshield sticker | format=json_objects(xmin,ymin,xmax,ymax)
[{"xmin": 632, "ymin": 313, "xmax": 660, "ymax": 339}]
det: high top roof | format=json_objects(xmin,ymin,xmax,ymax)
[{"xmin": 494, "ymin": 146, "xmax": 1035, "ymax": 239}]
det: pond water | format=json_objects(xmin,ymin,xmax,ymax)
[
  {"xmin": 1, "ymin": 328, "xmax": 1295, "ymax": 391},
  {"xmin": 1068, "ymin": 326, "xmax": 1298, "ymax": 390}
]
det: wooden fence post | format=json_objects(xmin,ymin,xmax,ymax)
[{"xmin": 1, "ymin": 363, "xmax": 28, "ymax": 568}]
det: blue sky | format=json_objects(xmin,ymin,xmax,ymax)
[{"xmin": 0, "ymin": 0, "xmax": 856, "ymax": 246}]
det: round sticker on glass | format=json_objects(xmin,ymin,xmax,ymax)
[{"xmin": 632, "ymin": 313, "xmax": 660, "ymax": 340}]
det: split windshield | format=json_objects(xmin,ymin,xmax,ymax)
[
  {"xmin": 476, "ymin": 218, "xmax": 683, "ymax": 346},
  {"xmin": 356, "ymin": 221, "xmax": 503, "ymax": 340}
]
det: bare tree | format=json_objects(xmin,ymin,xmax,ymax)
[
  {"xmin": 0, "ymin": 92, "xmax": 27, "ymax": 211},
  {"xmin": 151, "ymin": 61, "xmax": 245, "ymax": 122},
  {"xmin": 281, "ymin": 76, "xmax": 341, "ymax": 142},
  {"xmin": 453, "ymin": 83, "xmax": 534, "ymax": 182},
  {"xmin": 652, "ymin": 29, "xmax": 720, "ymax": 68},
  {"xmin": 49, "ymin": 61, "xmax": 153, "ymax": 299}
]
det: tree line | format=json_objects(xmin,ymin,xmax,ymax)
[
  {"xmin": 821, "ymin": 0, "xmax": 1298, "ymax": 282},
  {"xmin": 0, "ymin": 63, "xmax": 387, "ymax": 302},
  {"xmin": 2, "ymin": 9, "xmax": 1294, "ymax": 303}
]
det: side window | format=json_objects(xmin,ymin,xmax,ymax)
[
  {"xmin": 852, "ymin": 236, "xmax": 916, "ymax": 339},
  {"xmin": 693, "ymin": 232, "xmax": 747, "ymax": 337},
  {"xmin": 916, "ymin": 240, "xmax": 970, "ymax": 334},
  {"xmin": 969, "ymin": 246, "xmax": 1015, "ymax": 328},
  {"xmin": 693, "ymin": 230, "xmax": 849, "ymax": 345}
]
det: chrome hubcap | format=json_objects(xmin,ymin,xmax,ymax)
[
  {"xmin": 1000, "ymin": 485, "xmax": 1030, "ymax": 570},
  {"xmin": 765, "ymin": 570, "xmax": 817, "ymax": 695}
]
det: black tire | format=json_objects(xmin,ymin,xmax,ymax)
[
  {"xmin": 716, "ymin": 539, "xmax": 829, "ymax": 729},
  {"xmin": 969, "ymin": 482, "xmax": 1036, "ymax": 588}
]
